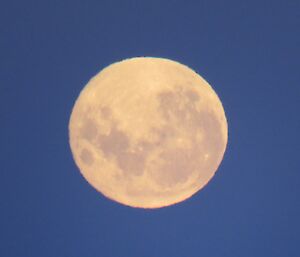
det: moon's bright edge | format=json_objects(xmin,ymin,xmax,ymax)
[{"xmin": 69, "ymin": 57, "xmax": 228, "ymax": 208}]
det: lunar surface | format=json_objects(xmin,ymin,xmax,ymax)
[{"xmin": 69, "ymin": 57, "xmax": 228, "ymax": 208}]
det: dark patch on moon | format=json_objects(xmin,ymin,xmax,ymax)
[
  {"xmin": 185, "ymin": 89, "xmax": 200, "ymax": 102},
  {"xmin": 97, "ymin": 125, "xmax": 129, "ymax": 157},
  {"xmin": 197, "ymin": 110, "xmax": 224, "ymax": 162},
  {"xmin": 80, "ymin": 118, "xmax": 98, "ymax": 142},
  {"xmin": 150, "ymin": 87, "xmax": 224, "ymax": 187},
  {"xmin": 100, "ymin": 106, "xmax": 112, "ymax": 120},
  {"xmin": 80, "ymin": 148, "xmax": 94, "ymax": 165},
  {"xmin": 79, "ymin": 86, "xmax": 224, "ymax": 188},
  {"xmin": 96, "ymin": 124, "xmax": 150, "ymax": 176},
  {"xmin": 117, "ymin": 151, "xmax": 148, "ymax": 176},
  {"xmin": 91, "ymin": 109, "xmax": 153, "ymax": 177},
  {"xmin": 153, "ymin": 148, "xmax": 198, "ymax": 186}
]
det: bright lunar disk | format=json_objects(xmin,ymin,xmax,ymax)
[{"xmin": 69, "ymin": 57, "xmax": 228, "ymax": 208}]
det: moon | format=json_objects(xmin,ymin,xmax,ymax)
[{"xmin": 69, "ymin": 57, "xmax": 228, "ymax": 208}]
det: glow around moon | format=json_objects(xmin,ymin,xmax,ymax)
[{"xmin": 69, "ymin": 57, "xmax": 228, "ymax": 208}]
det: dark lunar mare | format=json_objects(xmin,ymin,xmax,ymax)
[{"xmin": 79, "ymin": 87, "xmax": 224, "ymax": 189}]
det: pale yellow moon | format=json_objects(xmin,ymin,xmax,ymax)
[{"xmin": 69, "ymin": 57, "xmax": 228, "ymax": 209}]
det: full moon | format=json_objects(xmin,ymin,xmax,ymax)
[{"xmin": 69, "ymin": 57, "xmax": 228, "ymax": 208}]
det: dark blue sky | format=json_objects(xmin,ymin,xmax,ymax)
[{"xmin": 1, "ymin": 1, "xmax": 299, "ymax": 256}]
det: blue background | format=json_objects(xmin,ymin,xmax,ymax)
[{"xmin": 1, "ymin": 0, "xmax": 299, "ymax": 256}]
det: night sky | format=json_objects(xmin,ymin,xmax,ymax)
[{"xmin": 1, "ymin": 1, "xmax": 299, "ymax": 256}]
